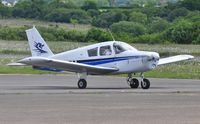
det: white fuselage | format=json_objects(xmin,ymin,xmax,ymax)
[{"xmin": 50, "ymin": 41, "xmax": 160, "ymax": 74}]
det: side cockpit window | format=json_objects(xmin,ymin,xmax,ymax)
[
  {"xmin": 100, "ymin": 45, "xmax": 112, "ymax": 56},
  {"xmin": 113, "ymin": 43, "xmax": 125, "ymax": 54},
  {"xmin": 88, "ymin": 47, "xmax": 98, "ymax": 57}
]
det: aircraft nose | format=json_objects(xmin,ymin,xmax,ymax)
[
  {"xmin": 152, "ymin": 52, "xmax": 160, "ymax": 61},
  {"xmin": 148, "ymin": 52, "xmax": 160, "ymax": 69},
  {"xmin": 147, "ymin": 52, "xmax": 160, "ymax": 62}
]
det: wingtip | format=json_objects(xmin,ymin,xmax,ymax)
[
  {"xmin": 186, "ymin": 55, "xmax": 194, "ymax": 59},
  {"xmin": 189, "ymin": 56, "xmax": 194, "ymax": 60},
  {"xmin": 180, "ymin": 55, "xmax": 194, "ymax": 59}
]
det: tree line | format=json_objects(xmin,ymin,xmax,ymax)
[{"xmin": 0, "ymin": 0, "xmax": 199, "ymax": 44}]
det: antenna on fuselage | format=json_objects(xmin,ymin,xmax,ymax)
[{"xmin": 108, "ymin": 29, "xmax": 115, "ymax": 41}]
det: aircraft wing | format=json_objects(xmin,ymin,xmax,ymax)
[
  {"xmin": 17, "ymin": 57, "xmax": 119, "ymax": 74},
  {"xmin": 158, "ymin": 55, "xmax": 194, "ymax": 66}
]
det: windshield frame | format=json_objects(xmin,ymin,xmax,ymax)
[{"xmin": 113, "ymin": 42, "xmax": 137, "ymax": 54}]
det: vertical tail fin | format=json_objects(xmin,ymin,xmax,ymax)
[{"xmin": 26, "ymin": 26, "xmax": 53, "ymax": 57}]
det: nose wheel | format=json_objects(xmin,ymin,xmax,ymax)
[
  {"xmin": 141, "ymin": 78, "xmax": 150, "ymax": 89},
  {"xmin": 140, "ymin": 73, "xmax": 150, "ymax": 89}
]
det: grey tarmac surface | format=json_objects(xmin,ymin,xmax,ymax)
[{"xmin": 0, "ymin": 74, "xmax": 200, "ymax": 124}]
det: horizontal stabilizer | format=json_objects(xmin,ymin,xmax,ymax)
[
  {"xmin": 158, "ymin": 55, "xmax": 194, "ymax": 66},
  {"xmin": 7, "ymin": 63, "xmax": 27, "ymax": 66}
]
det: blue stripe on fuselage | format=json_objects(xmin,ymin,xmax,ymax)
[{"xmin": 77, "ymin": 56, "xmax": 145, "ymax": 65}]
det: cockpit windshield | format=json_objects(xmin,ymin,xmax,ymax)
[{"xmin": 113, "ymin": 42, "xmax": 137, "ymax": 54}]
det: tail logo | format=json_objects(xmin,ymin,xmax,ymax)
[{"xmin": 34, "ymin": 42, "xmax": 47, "ymax": 54}]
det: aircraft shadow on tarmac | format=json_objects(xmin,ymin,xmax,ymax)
[{"xmin": 8, "ymin": 86, "xmax": 168, "ymax": 90}]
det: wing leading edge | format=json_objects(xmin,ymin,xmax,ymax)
[
  {"xmin": 17, "ymin": 57, "xmax": 119, "ymax": 75},
  {"xmin": 158, "ymin": 55, "xmax": 194, "ymax": 66}
]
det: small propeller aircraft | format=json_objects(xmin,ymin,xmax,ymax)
[{"xmin": 8, "ymin": 27, "xmax": 194, "ymax": 89}]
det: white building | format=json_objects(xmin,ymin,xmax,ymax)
[{"xmin": 1, "ymin": 0, "xmax": 18, "ymax": 7}]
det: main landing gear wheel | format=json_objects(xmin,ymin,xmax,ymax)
[
  {"xmin": 141, "ymin": 78, "xmax": 150, "ymax": 89},
  {"xmin": 130, "ymin": 78, "xmax": 139, "ymax": 89},
  {"xmin": 78, "ymin": 79, "xmax": 87, "ymax": 89}
]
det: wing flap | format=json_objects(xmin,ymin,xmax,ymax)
[
  {"xmin": 158, "ymin": 55, "xmax": 194, "ymax": 66},
  {"xmin": 17, "ymin": 57, "xmax": 118, "ymax": 74}
]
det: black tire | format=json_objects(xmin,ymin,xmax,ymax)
[
  {"xmin": 130, "ymin": 78, "xmax": 139, "ymax": 89},
  {"xmin": 78, "ymin": 79, "xmax": 87, "ymax": 89},
  {"xmin": 141, "ymin": 78, "xmax": 150, "ymax": 89}
]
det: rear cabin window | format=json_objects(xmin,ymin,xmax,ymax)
[
  {"xmin": 88, "ymin": 47, "xmax": 98, "ymax": 57},
  {"xmin": 100, "ymin": 45, "xmax": 112, "ymax": 56}
]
